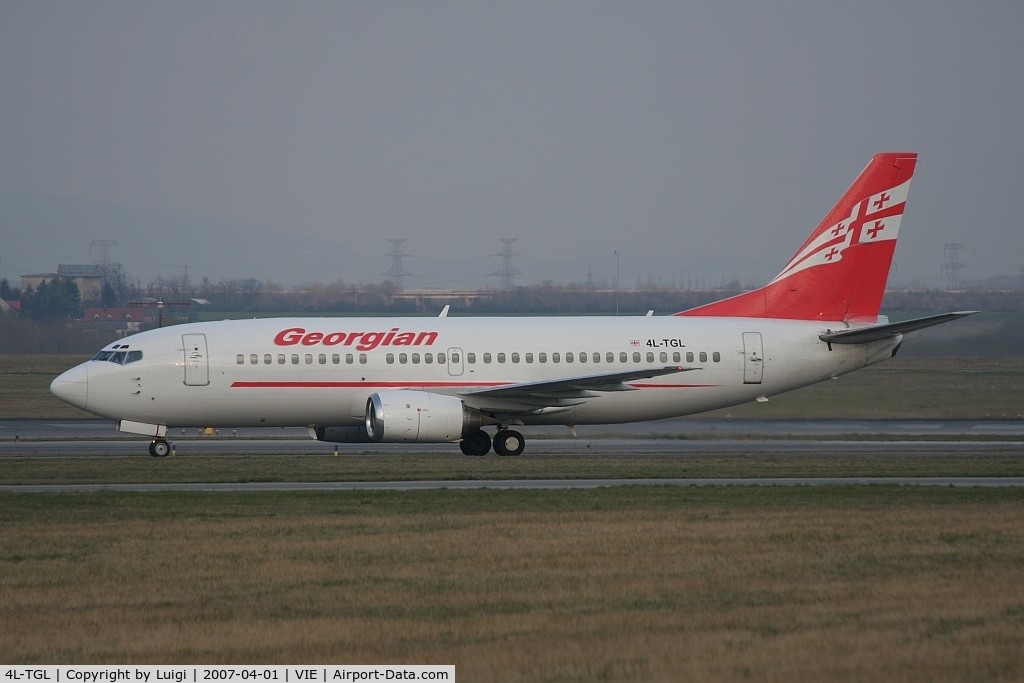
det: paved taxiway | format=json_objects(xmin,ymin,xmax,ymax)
[{"xmin": 4, "ymin": 477, "xmax": 1024, "ymax": 492}]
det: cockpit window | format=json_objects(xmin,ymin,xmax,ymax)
[{"xmin": 91, "ymin": 349, "xmax": 143, "ymax": 365}]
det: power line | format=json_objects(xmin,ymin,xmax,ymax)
[
  {"xmin": 490, "ymin": 238, "xmax": 520, "ymax": 289},
  {"xmin": 382, "ymin": 239, "xmax": 415, "ymax": 290},
  {"xmin": 941, "ymin": 242, "xmax": 966, "ymax": 289},
  {"xmin": 90, "ymin": 239, "xmax": 118, "ymax": 265}
]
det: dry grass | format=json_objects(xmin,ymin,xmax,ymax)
[
  {"xmin": 3, "ymin": 452, "xmax": 1024, "ymax": 485},
  {"xmin": 1, "ymin": 488, "xmax": 1023, "ymax": 682}
]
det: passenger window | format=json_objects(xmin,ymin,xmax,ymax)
[
  {"xmin": 399, "ymin": 353, "xmax": 408, "ymax": 364},
  {"xmin": 579, "ymin": 352, "xmax": 586, "ymax": 363},
  {"xmin": 620, "ymin": 352, "xmax": 627, "ymax": 363},
  {"xmin": 425, "ymin": 353, "xmax": 433, "ymax": 364},
  {"xmin": 686, "ymin": 352, "xmax": 694, "ymax": 363},
  {"xmin": 483, "ymin": 353, "xmax": 492, "ymax": 363},
  {"xmin": 305, "ymin": 354, "xmax": 313, "ymax": 364},
  {"xmin": 467, "ymin": 353, "xmax": 475, "ymax": 363},
  {"xmin": 346, "ymin": 354, "xmax": 354, "ymax": 364},
  {"xmin": 359, "ymin": 354, "xmax": 367, "ymax": 364},
  {"xmin": 438, "ymin": 353, "xmax": 446, "ymax": 364},
  {"xmin": 673, "ymin": 352, "xmax": 680, "ymax": 363},
  {"xmin": 660, "ymin": 352, "xmax": 667, "ymax": 363},
  {"xmin": 318, "ymin": 354, "xmax": 326, "ymax": 364},
  {"xmin": 246, "ymin": 354, "xmax": 255, "ymax": 365},
  {"xmin": 646, "ymin": 352, "xmax": 654, "ymax": 363},
  {"xmin": 538, "ymin": 353, "xmax": 547, "ymax": 363},
  {"xmin": 633, "ymin": 352, "xmax": 641, "ymax": 363},
  {"xmin": 262, "ymin": 354, "xmax": 270, "ymax": 364},
  {"xmin": 386, "ymin": 353, "xmax": 395, "ymax": 364},
  {"xmin": 451, "ymin": 353, "xmax": 460, "ymax": 363},
  {"xmin": 412, "ymin": 353, "xmax": 420, "ymax": 364},
  {"xmin": 713, "ymin": 351, "xmax": 721, "ymax": 362},
  {"xmin": 525, "ymin": 353, "xmax": 533, "ymax": 363},
  {"xmin": 497, "ymin": 353, "xmax": 505, "ymax": 363},
  {"xmin": 593, "ymin": 353, "xmax": 601, "ymax": 363},
  {"xmin": 125, "ymin": 350, "xmax": 143, "ymax": 364},
  {"xmin": 566, "ymin": 352, "xmax": 573, "ymax": 363},
  {"xmin": 552, "ymin": 352, "xmax": 560, "ymax": 363},
  {"xmin": 332, "ymin": 354, "xmax": 340, "ymax": 364},
  {"xmin": 278, "ymin": 354, "xmax": 285, "ymax": 364},
  {"xmin": 699, "ymin": 352, "xmax": 707, "ymax": 362},
  {"xmin": 291, "ymin": 354, "xmax": 299, "ymax": 364},
  {"xmin": 512, "ymin": 353, "xmax": 520, "ymax": 363}
]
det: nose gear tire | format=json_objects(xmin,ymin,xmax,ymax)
[{"xmin": 149, "ymin": 439, "xmax": 171, "ymax": 457}]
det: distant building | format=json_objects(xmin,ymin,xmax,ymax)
[{"xmin": 21, "ymin": 264, "xmax": 104, "ymax": 302}]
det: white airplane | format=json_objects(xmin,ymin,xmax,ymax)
[{"xmin": 52, "ymin": 152, "xmax": 973, "ymax": 457}]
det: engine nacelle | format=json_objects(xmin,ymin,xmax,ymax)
[
  {"xmin": 365, "ymin": 390, "xmax": 489, "ymax": 443},
  {"xmin": 308, "ymin": 425, "xmax": 373, "ymax": 443}
]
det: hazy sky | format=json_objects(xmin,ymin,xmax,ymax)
[{"xmin": 2, "ymin": 2, "xmax": 1022, "ymax": 290}]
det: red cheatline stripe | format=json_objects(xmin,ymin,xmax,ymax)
[
  {"xmin": 628, "ymin": 384, "xmax": 718, "ymax": 388},
  {"xmin": 230, "ymin": 381, "xmax": 718, "ymax": 389},
  {"xmin": 231, "ymin": 381, "xmax": 509, "ymax": 388}
]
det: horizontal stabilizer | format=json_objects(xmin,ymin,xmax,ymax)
[{"xmin": 818, "ymin": 311, "xmax": 977, "ymax": 344}]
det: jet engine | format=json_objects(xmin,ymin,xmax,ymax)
[{"xmin": 365, "ymin": 390, "xmax": 491, "ymax": 443}]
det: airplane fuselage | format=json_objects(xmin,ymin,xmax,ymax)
[{"xmin": 57, "ymin": 315, "xmax": 899, "ymax": 429}]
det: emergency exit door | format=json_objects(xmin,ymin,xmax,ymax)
[
  {"xmin": 182, "ymin": 334, "xmax": 210, "ymax": 386},
  {"xmin": 742, "ymin": 332, "xmax": 763, "ymax": 384}
]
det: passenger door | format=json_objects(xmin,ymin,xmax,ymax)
[
  {"xmin": 742, "ymin": 332, "xmax": 763, "ymax": 384},
  {"xmin": 447, "ymin": 347, "xmax": 463, "ymax": 377},
  {"xmin": 182, "ymin": 334, "xmax": 210, "ymax": 386}
]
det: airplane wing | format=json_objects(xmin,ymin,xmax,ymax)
[
  {"xmin": 819, "ymin": 311, "xmax": 976, "ymax": 344},
  {"xmin": 460, "ymin": 366, "xmax": 699, "ymax": 409}
]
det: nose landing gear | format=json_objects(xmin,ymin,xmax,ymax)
[{"xmin": 149, "ymin": 438, "xmax": 171, "ymax": 457}]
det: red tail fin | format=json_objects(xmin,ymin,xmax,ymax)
[{"xmin": 679, "ymin": 152, "xmax": 917, "ymax": 322}]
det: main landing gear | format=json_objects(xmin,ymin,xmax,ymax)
[
  {"xmin": 459, "ymin": 428, "xmax": 526, "ymax": 457},
  {"xmin": 149, "ymin": 438, "xmax": 170, "ymax": 457}
]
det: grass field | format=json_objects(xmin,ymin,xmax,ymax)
[
  {"xmin": 2, "ymin": 487, "xmax": 1023, "ymax": 681},
  {"xmin": 3, "ymin": 452, "xmax": 1024, "ymax": 485},
  {"xmin": 0, "ymin": 354, "xmax": 92, "ymax": 418},
  {"xmin": 3, "ymin": 355, "xmax": 1023, "ymax": 420}
]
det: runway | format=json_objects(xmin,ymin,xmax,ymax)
[
  {"xmin": 4, "ymin": 477, "xmax": 1024, "ymax": 492},
  {"xmin": 2, "ymin": 418, "xmax": 1023, "ymax": 457}
]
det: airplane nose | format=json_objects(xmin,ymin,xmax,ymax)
[{"xmin": 50, "ymin": 364, "xmax": 88, "ymax": 410}]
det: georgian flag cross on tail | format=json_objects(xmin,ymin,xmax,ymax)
[{"xmin": 772, "ymin": 178, "xmax": 911, "ymax": 283}]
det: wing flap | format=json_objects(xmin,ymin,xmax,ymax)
[{"xmin": 461, "ymin": 366, "xmax": 698, "ymax": 403}]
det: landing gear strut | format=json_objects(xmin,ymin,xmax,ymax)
[
  {"xmin": 149, "ymin": 438, "xmax": 170, "ymax": 457},
  {"xmin": 460, "ymin": 430, "xmax": 492, "ymax": 456},
  {"xmin": 493, "ymin": 429, "xmax": 525, "ymax": 457}
]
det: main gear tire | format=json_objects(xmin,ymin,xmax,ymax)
[
  {"xmin": 493, "ymin": 429, "xmax": 525, "ymax": 457},
  {"xmin": 460, "ymin": 430, "xmax": 492, "ymax": 456}
]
